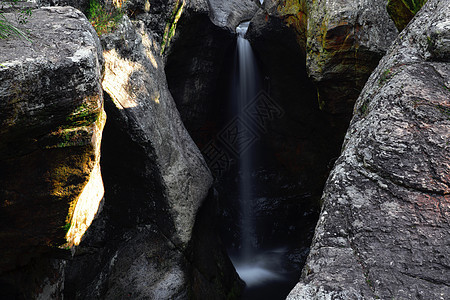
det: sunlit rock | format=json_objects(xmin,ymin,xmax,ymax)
[
  {"xmin": 0, "ymin": 6, "xmax": 105, "ymax": 297},
  {"xmin": 64, "ymin": 15, "xmax": 237, "ymax": 299}
]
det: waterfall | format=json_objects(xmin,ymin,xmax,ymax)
[
  {"xmin": 230, "ymin": 21, "xmax": 287, "ymax": 298},
  {"xmin": 236, "ymin": 21, "xmax": 258, "ymax": 259}
]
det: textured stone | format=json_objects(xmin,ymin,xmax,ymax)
[
  {"xmin": 36, "ymin": 0, "xmax": 90, "ymax": 13},
  {"xmin": 64, "ymin": 16, "xmax": 236, "ymax": 299},
  {"xmin": 0, "ymin": 6, "xmax": 105, "ymax": 297},
  {"xmin": 208, "ymin": 0, "xmax": 259, "ymax": 30},
  {"xmin": 307, "ymin": 0, "xmax": 398, "ymax": 117},
  {"xmin": 165, "ymin": 9, "xmax": 234, "ymax": 144},
  {"xmin": 123, "ymin": 0, "xmax": 178, "ymax": 43},
  {"xmin": 288, "ymin": 0, "xmax": 450, "ymax": 298},
  {"xmin": 101, "ymin": 17, "xmax": 213, "ymax": 247},
  {"xmin": 248, "ymin": 0, "xmax": 308, "ymax": 55}
]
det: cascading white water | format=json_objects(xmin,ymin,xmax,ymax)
[
  {"xmin": 236, "ymin": 21, "xmax": 257, "ymax": 259},
  {"xmin": 231, "ymin": 22, "xmax": 287, "ymax": 296}
]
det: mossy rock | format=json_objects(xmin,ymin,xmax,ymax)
[{"xmin": 387, "ymin": 0, "xmax": 428, "ymax": 31}]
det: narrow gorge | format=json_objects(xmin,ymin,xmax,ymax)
[{"xmin": 0, "ymin": 0, "xmax": 448, "ymax": 299}]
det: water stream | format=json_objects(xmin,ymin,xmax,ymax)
[{"xmin": 230, "ymin": 21, "xmax": 294, "ymax": 299}]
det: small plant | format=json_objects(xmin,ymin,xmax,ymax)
[
  {"xmin": 0, "ymin": 0, "xmax": 32, "ymax": 41},
  {"xmin": 87, "ymin": 0, "xmax": 123, "ymax": 36},
  {"xmin": 161, "ymin": 0, "xmax": 185, "ymax": 54}
]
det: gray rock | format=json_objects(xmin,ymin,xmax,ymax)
[
  {"xmin": 65, "ymin": 15, "xmax": 219, "ymax": 299},
  {"xmin": 207, "ymin": 0, "xmax": 259, "ymax": 30},
  {"xmin": 0, "ymin": 6, "xmax": 105, "ymax": 298},
  {"xmin": 307, "ymin": 0, "xmax": 398, "ymax": 117},
  {"xmin": 36, "ymin": 0, "xmax": 90, "ymax": 13},
  {"xmin": 124, "ymin": 0, "xmax": 178, "ymax": 43},
  {"xmin": 164, "ymin": 7, "xmax": 235, "ymax": 145},
  {"xmin": 288, "ymin": 0, "xmax": 450, "ymax": 299},
  {"xmin": 101, "ymin": 15, "xmax": 212, "ymax": 250}
]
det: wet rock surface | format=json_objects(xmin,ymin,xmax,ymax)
[
  {"xmin": 247, "ymin": 0, "xmax": 308, "ymax": 56},
  {"xmin": 0, "ymin": 7, "xmax": 105, "ymax": 299},
  {"xmin": 288, "ymin": 0, "xmax": 450, "ymax": 298}
]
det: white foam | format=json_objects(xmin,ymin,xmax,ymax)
[
  {"xmin": 231, "ymin": 248, "xmax": 289, "ymax": 288},
  {"xmin": 235, "ymin": 263, "xmax": 283, "ymax": 287}
]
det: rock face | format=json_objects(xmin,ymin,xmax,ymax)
[
  {"xmin": 101, "ymin": 16, "xmax": 212, "ymax": 248},
  {"xmin": 36, "ymin": 0, "xmax": 90, "ymax": 12},
  {"xmin": 248, "ymin": 0, "xmax": 308, "ymax": 56},
  {"xmin": 288, "ymin": 0, "xmax": 450, "ymax": 298},
  {"xmin": 164, "ymin": 5, "xmax": 235, "ymax": 145},
  {"xmin": 0, "ymin": 7, "xmax": 105, "ymax": 298},
  {"xmin": 306, "ymin": 0, "xmax": 398, "ymax": 119},
  {"xmin": 65, "ymin": 15, "xmax": 241, "ymax": 299},
  {"xmin": 207, "ymin": 0, "xmax": 259, "ymax": 29},
  {"xmin": 123, "ymin": 0, "xmax": 178, "ymax": 44}
]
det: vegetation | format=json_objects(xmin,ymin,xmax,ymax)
[
  {"xmin": 386, "ymin": 0, "xmax": 428, "ymax": 31},
  {"xmin": 87, "ymin": 0, "xmax": 123, "ymax": 36},
  {"xmin": 0, "ymin": 0, "xmax": 32, "ymax": 41},
  {"xmin": 400, "ymin": 0, "xmax": 428, "ymax": 14},
  {"xmin": 161, "ymin": 0, "xmax": 185, "ymax": 54}
]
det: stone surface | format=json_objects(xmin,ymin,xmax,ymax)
[
  {"xmin": 101, "ymin": 16, "xmax": 213, "ymax": 247},
  {"xmin": 207, "ymin": 0, "xmax": 259, "ymax": 30},
  {"xmin": 36, "ymin": 0, "xmax": 90, "ymax": 13},
  {"xmin": 123, "ymin": 0, "xmax": 178, "ymax": 44},
  {"xmin": 307, "ymin": 0, "xmax": 398, "ymax": 119},
  {"xmin": 65, "ymin": 15, "xmax": 239, "ymax": 299},
  {"xmin": 248, "ymin": 0, "xmax": 308, "ymax": 56},
  {"xmin": 288, "ymin": 0, "xmax": 450, "ymax": 298},
  {"xmin": 0, "ymin": 6, "xmax": 105, "ymax": 298},
  {"xmin": 164, "ymin": 8, "xmax": 235, "ymax": 145}
]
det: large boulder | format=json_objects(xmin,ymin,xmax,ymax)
[
  {"xmin": 0, "ymin": 6, "xmax": 105, "ymax": 298},
  {"xmin": 65, "ymin": 16, "xmax": 241, "ymax": 299},
  {"xmin": 306, "ymin": 0, "xmax": 398, "ymax": 119},
  {"xmin": 207, "ymin": 0, "xmax": 259, "ymax": 30},
  {"xmin": 101, "ymin": 16, "xmax": 212, "ymax": 248},
  {"xmin": 288, "ymin": 0, "xmax": 450, "ymax": 298}
]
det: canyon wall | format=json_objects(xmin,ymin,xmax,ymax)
[
  {"xmin": 288, "ymin": 0, "xmax": 450, "ymax": 298},
  {"xmin": 0, "ymin": 7, "xmax": 105, "ymax": 298},
  {"xmin": 1, "ymin": 1, "xmax": 242, "ymax": 298}
]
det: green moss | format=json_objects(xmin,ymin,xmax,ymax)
[
  {"xmin": 62, "ymin": 221, "xmax": 71, "ymax": 234},
  {"xmin": 379, "ymin": 68, "xmax": 393, "ymax": 85},
  {"xmin": 317, "ymin": 89, "xmax": 326, "ymax": 110},
  {"xmin": 387, "ymin": 0, "xmax": 428, "ymax": 31},
  {"xmin": 87, "ymin": 0, "xmax": 123, "ymax": 36},
  {"xmin": 359, "ymin": 101, "xmax": 369, "ymax": 116},
  {"xmin": 64, "ymin": 96, "xmax": 102, "ymax": 129},
  {"xmin": 161, "ymin": 0, "xmax": 185, "ymax": 54}
]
